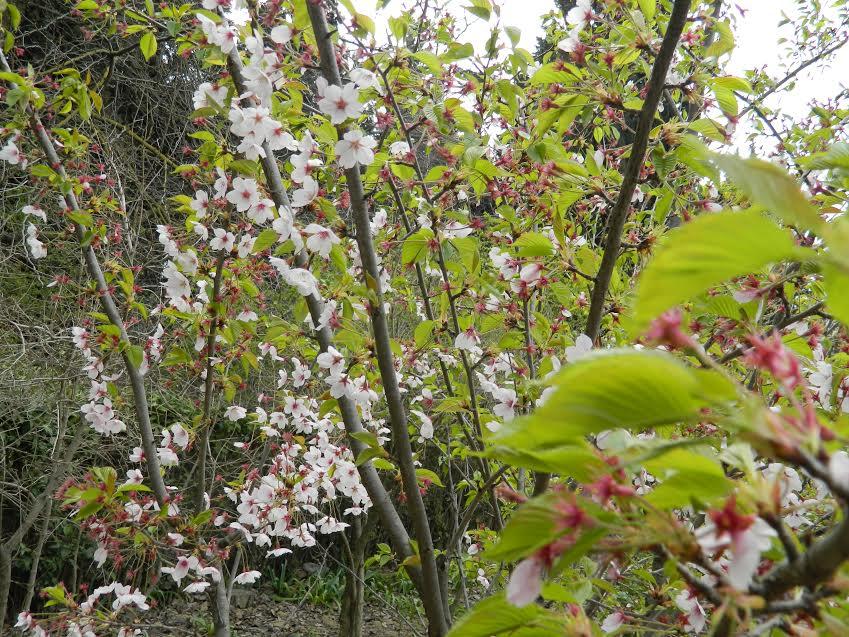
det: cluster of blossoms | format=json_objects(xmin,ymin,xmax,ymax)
[
  {"xmin": 489, "ymin": 248, "xmax": 546, "ymax": 299},
  {"xmin": 16, "ymin": 582, "xmax": 148, "ymax": 637},
  {"xmin": 223, "ymin": 429, "xmax": 365, "ymax": 547},
  {"xmin": 154, "ymin": 422, "xmax": 191, "ymax": 467},
  {"xmin": 71, "ymin": 327, "xmax": 127, "ymax": 436},
  {"xmin": 71, "ymin": 321, "xmax": 166, "ymax": 438},
  {"xmin": 556, "ymin": 0, "xmax": 592, "ymax": 54},
  {"xmin": 22, "ymin": 204, "xmax": 48, "ymax": 259}
]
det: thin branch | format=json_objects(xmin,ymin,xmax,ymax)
[
  {"xmin": 718, "ymin": 302, "xmax": 825, "ymax": 364},
  {"xmin": 194, "ymin": 251, "xmax": 226, "ymax": 511},
  {"xmin": 739, "ymin": 36, "xmax": 849, "ymax": 118}
]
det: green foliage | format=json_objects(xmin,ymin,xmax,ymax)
[
  {"xmin": 448, "ymin": 594, "xmax": 563, "ymax": 637},
  {"xmin": 491, "ymin": 349, "xmax": 735, "ymax": 450},
  {"xmin": 630, "ymin": 209, "xmax": 799, "ymax": 331},
  {"xmin": 710, "ymin": 153, "xmax": 824, "ymax": 231}
]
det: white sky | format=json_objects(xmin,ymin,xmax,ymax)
[{"xmin": 359, "ymin": 0, "xmax": 849, "ymax": 128}]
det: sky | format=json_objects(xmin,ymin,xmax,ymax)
[{"xmin": 357, "ymin": 0, "xmax": 849, "ymax": 127}]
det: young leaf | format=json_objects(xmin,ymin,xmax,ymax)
[
  {"xmin": 643, "ymin": 449, "xmax": 731, "ymax": 508},
  {"xmin": 710, "ymin": 153, "xmax": 823, "ymax": 231},
  {"xmin": 821, "ymin": 260, "xmax": 849, "ymax": 327},
  {"xmin": 485, "ymin": 494, "xmax": 565, "ymax": 562},
  {"xmin": 126, "ymin": 344, "xmax": 145, "ymax": 370},
  {"xmin": 490, "ymin": 349, "xmax": 735, "ymax": 451},
  {"xmin": 402, "ymin": 227, "xmax": 433, "ymax": 265},
  {"xmin": 447, "ymin": 593, "xmax": 561, "ymax": 637},
  {"xmin": 514, "ymin": 231, "xmax": 553, "ymax": 257},
  {"xmin": 252, "ymin": 228, "xmax": 278, "ymax": 254},
  {"xmin": 630, "ymin": 209, "xmax": 798, "ymax": 331},
  {"xmin": 139, "ymin": 32, "xmax": 157, "ymax": 61},
  {"xmin": 638, "ymin": 0, "xmax": 655, "ymax": 20}
]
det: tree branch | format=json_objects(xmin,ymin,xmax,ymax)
[
  {"xmin": 304, "ymin": 4, "xmax": 449, "ymax": 634},
  {"xmin": 222, "ymin": 15, "xmax": 424, "ymax": 594},
  {"xmin": 584, "ymin": 0, "xmax": 692, "ymax": 342},
  {"xmin": 0, "ymin": 48, "xmax": 169, "ymax": 506}
]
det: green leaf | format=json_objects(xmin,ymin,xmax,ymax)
[
  {"xmin": 688, "ymin": 118, "xmax": 728, "ymax": 143},
  {"xmin": 638, "ymin": 0, "xmax": 655, "ymax": 20},
  {"xmin": 631, "ymin": 209, "xmax": 798, "ymax": 331},
  {"xmin": 0, "ymin": 70, "xmax": 26, "ymax": 87},
  {"xmin": 74, "ymin": 500, "xmax": 104, "ymax": 520},
  {"xmin": 464, "ymin": 0, "xmax": 491, "ymax": 20},
  {"xmin": 352, "ymin": 12, "xmax": 375, "ymax": 35},
  {"xmin": 116, "ymin": 483, "xmax": 152, "ymax": 493},
  {"xmin": 822, "ymin": 260, "xmax": 849, "ymax": 327},
  {"xmin": 350, "ymin": 430, "xmax": 380, "ymax": 448},
  {"xmin": 483, "ymin": 440, "xmax": 605, "ymax": 482},
  {"xmin": 705, "ymin": 20, "xmax": 734, "ymax": 58},
  {"xmin": 514, "ymin": 231, "xmax": 553, "ymax": 257},
  {"xmin": 530, "ymin": 63, "xmax": 576, "ymax": 85},
  {"xmin": 711, "ymin": 76, "xmax": 752, "ymax": 93},
  {"xmin": 445, "ymin": 42, "xmax": 474, "ymax": 60},
  {"xmin": 252, "ymin": 228, "xmax": 278, "ymax": 254},
  {"xmin": 447, "ymin": 593, "xmax": 562, "ymax": 637},
  {"xmin": 485, "ymin": 494, "xmax": 566, "ymax": 562},
  {"xmin": 490, "ymin": 350, "xmax": 735, "ymax": 451},
  {"xmin": 414, "ymin": 320, "xmax": 435, "ymax": 348},
  {"xmin": 504, "ymin": 25, "xmax": 520, "ymax": 47},
  {"xmin": 30, "ymin": 164, "xmax": 57, "ymax": 179},
  {"xmin": 192, "ymin": 509, "xmax": 214, "ymax": 527},
  {"xmin": 416, "ymin": 468, "xmax": 444, "ymax": 488},
  {"xmin": 6, "ymin": 3, "xmax": 22, "ymax": 28},
  {"xmin": 139, "ymin": 32, "xmax": 157, "ymax": 60},
  {"xmin": 801, "ymin": 142, "xmax": 849, "ymax": 172},
  {"xmin": 412, "ymin": 51, "xmax": 442, "ymax": 75},
  {"xmin": 712, "ymin": 85, "xmax": 738, "ymax": 116},
  {"xmin": 643, "ymin": 448, "xmax": 731, "ymax": 509},
  {"xmin": 402, "ymin": 227, "xmax": 433, "ymax": 265},
  {"xmin": 710, "ymin": 153, "xmax": 823, "ymax": 232},
  {"xmin": 355, "ymin": 447, "xmax": 387, "ymax": 466},
  {"xmin": 125, "ymin": 344, "xmax": 145, "ymax": 370},
  {"xmin": 228, "ymin": 158, "xmax": 259, "ymax": 177},
  {"xmin": 67, "ymin": 211, "xmax": 93, "ymax": 227}
]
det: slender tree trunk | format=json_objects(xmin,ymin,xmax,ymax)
[
  {"xmin": 22, "ymin": 502, "xmax": 53, "ymax": 612},
  {"xmin": 0, "ymin": 545, "xmax": 12, "ymax": 629},
  {"xmin": 221, "ymin": 11, "xmax": 425, "ymax": 597},
  {"xmin": 304, "ymin": 5, "xmax": 449, "ymax": 634},
  {"xmin": 339, "ymin": 517, "xmax": 366, "ymax": 637},
  {"xmin": 584, "ymin": 0, "xmax": 692, "ymax": 343},
  {"xmin": 211, "ymin": 549, "xmax": 243, "ymax": 637},
  {"xmin": 210, "ymin": 581, "xmax": 231, "ymax": 637}
]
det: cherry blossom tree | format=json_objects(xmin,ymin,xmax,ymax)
[{"xmin": 3, "ymin": 0, "xmax": 849, "ymax": 635}]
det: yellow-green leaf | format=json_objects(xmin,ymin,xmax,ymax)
[{"xmin": 631, "ymin": 209, "xmax": 798, "ymax": 331}]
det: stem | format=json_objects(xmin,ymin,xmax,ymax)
[
  {"xmin": 738, "ymin": 36, "xmax": 849, "ymax": 118},
  {"xmin": 194, "ymin": 251, "xmax": 226, "ymax": 512},
  {"xmin": 757, "ymin": 509, "xmax": 849, "ymax": 597}
]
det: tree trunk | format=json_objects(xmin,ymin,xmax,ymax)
[
  {"xmin": 0, "ymin": 545, "xmax": 12, "ymax": 628},
  {"xmin": 210, "ymin": 581, "xmax": 231, "ymax": 637},
  {"xmin": 22, "ymin": 502, "xmax": 53, "ymax": 612},
  {"xmin": 339, "ymin": 517, "xmax": 366, "ymax": 637}
]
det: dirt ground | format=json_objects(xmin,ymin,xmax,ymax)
[{"xmin": 144, "ymin": 588, "xmax": 425, "ymax": 637}]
